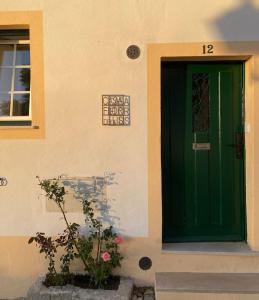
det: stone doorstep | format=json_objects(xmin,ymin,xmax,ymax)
[
  {"xmin": 27, "ymin": 276, "xmax": 133, "ymax": 300},
  {"xmin": 155, "ymin": 272, "xmax": 259, "ymax": 294},
  {"xmin": 162, "ymin": 242, "xmax": 259, "ymax": 256}
]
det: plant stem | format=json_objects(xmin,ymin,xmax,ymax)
[
  {"xmin": 96, "ymin": 228, "xmax": 101, "ymax": 261},
  {"xmin": 49, "ymin": 256, "xmax": 57, "ymax": 275},
  {"xmin": 57, "ymin": 202, "xmax": 88, "ymax": 269}
]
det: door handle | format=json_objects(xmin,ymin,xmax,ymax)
[{"xmin": 227, "ymin": 133, "xmax": 244, "ymax": 159}]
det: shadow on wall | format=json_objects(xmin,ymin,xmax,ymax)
[
  {"xmin": 62, "ymin": 173, "xmax": 121, "ymax": 234},
  {"xmin": 212, "ymin": 0, "xmax": 259, "ymax": 80},
  {"xmin": 213, "ymin": 0, "xmax": 259, "ymax": 41}
]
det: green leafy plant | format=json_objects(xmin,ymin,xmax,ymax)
[
  {"xmin": 55, "ymin": 223, "xmax": 80, "ymax": 275},
  {"xmin": 29, "ymin": 176, "xmax": 123, "ymax": 288},
  {"xmin": 28, "ymin": 232, "xmax": 57, "ymax": 276}
]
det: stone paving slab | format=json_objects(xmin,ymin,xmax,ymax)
[{"xmin": 131, "ymin": 286, "xmax": 155, "ymax": 300}]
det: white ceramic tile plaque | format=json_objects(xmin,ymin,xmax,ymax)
[{"xmin": 102, "ymin": 95, "xmax": 130, "ymax": 126}]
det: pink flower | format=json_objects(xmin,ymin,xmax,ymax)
[
  {"xmin": 115, "ymin": 236, "xmax": 124, "ymax": 244},
  {"xmin": 101, "ymin": 251, "xmax": 111, "ymax": 262}
]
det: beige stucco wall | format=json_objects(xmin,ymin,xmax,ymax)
[{"xmin": 1, "ymin": 0, "xmax": 259, "ymax": 298}]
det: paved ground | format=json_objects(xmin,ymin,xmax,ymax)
[{"xmin": 131, "ymin": 286, "xmax": 156, "ymax": 300}]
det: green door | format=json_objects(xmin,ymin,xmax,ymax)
[{"xmin": 161, "ymin": 62, "xmax": 246, "ymax": 242}]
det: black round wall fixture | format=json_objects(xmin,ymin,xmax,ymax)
[
  {"xmin": 126, "ymin": 45, "xmax": 140, "ymax": 59},
  {"xmin": 139, "ymin": 256, "xmax": 152, "ymax": 270}
]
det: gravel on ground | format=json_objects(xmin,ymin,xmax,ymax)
[{"xmin": 131, "ymin": 285, "xmax": 155, "ymax": 300}]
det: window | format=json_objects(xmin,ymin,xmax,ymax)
[
  {"xmin": 0, "ymin": 11, "xmax": 44, "ymax": 138},
  {"xmin": 0, "ymin": 30, "xmax": 31, "ymax": 126}
]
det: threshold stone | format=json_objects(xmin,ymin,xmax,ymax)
[{"xmin": 156, "ymin": 272, "xmax": 259, "ymax": 294}]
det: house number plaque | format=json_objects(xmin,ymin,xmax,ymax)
[{"xmin": 102, "ymin": 95, "xmax": 130, "ymax": 126}]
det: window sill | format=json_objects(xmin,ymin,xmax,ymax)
[
  {"xmin": 0, "ymin": 125, "xmax": 39, "ymax": 129},
  {"xmin": 162, "ymin": 242, "xmax": 259, "ymax": 256}
]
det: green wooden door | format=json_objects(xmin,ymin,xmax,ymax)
[{"xmin": 161, "ymin": 62, "xmax": 246, "ymax": 242}]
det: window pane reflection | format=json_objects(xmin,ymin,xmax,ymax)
[
  {"xmin": 14, "ymin": 68, "xmax": 30, "ymax": 91},
  {"xmin": 13, "ymin": 94, "xmax": 29, "ymax": 116},
  {"xmin": 0, "ymin": 68, "xmax": 12, "ymax": 92},
  {"xmin": 0, "ymin": 93, "xmax": 10, "ymax": 116},
  {"xmin": 0, "ymin": 45, "xmax": 14, "ymax": 66},
  {"xmin": 16, "ymin": 44, "xmax": 30, "ymax": 65}
]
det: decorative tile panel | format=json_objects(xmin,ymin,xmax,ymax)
[{"xmin": 102, "ymin": 95, "xmax": 130, "ymax": 126}]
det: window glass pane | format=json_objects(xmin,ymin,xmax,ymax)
[
  {"xmin": 16, "ymin": 44, "xmax": 30, "ymax": 65},
  {"xmin": 192, "ymin": 73, "xmax": 209, "ymax": 132},
  {"xmin": 0, "ymin": 93, "xmax": 10, "ymax": 116},
  {"xmin": 14, "ymin": 68, "xmax": 30, "ymax": 91},
  {"xmin": 0, "ymin": 68, "xmax": 12, "ymax": 92},
  {"xmin": 13, "ymin": 94, "xmax": 29, "ymax": 116},
  {"xmin": 0, "ymin": 45, "xmax": 14, "ymax": 66}
]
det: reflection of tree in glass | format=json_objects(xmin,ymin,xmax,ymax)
[
  {"xmin": 14, "ymin": 68, "xmax": 30, "ymax": 116},
  {"xmin": 0, "ymin": 100, "xmax": 10, "ymax": 116},
  {"xmin": 13, "ymin": 95, "xmax": 29, "ymax": 116},
  {"xmin": 20, "ymin": 68, "xmax": 30, "ymax": 91}
]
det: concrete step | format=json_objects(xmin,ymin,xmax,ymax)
[{"xmin": 155, "ymin": 272, "xmax": 259, "ymax": 300}]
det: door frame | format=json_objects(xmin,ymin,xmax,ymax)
[{"xmin": 147, "ymin": 41, "xmax": 258, "ymax": 249}]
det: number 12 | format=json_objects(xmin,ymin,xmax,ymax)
[{"xmin": 203, "ymin": 44, "xmax": 214, "ymax": 54}]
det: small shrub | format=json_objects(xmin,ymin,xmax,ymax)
[{"xmin": 29, "ymin": 176, "xmax": 123, "ymax": 288}]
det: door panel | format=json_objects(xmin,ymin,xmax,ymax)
[{"xmin": 161, "ymin": 62, "xmax": 245, "ymax": 242}]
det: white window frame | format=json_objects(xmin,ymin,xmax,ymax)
[{"xmin": 0, "ymin": 39, "xmax": 31, "ymax": 121}]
